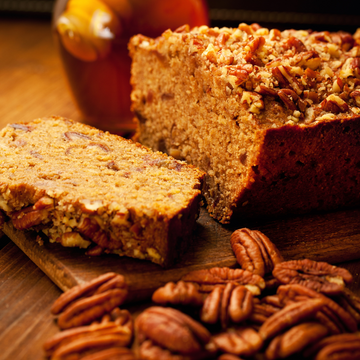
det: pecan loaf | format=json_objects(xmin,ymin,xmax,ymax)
[
  {"xmin": 129, "ymin": 24, "xmax": 360, "ymax": 223},
  {"xmin": 0, "ymin": 117, "xmax": 205, "ymax": 266}
]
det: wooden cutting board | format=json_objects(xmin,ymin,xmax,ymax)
[{"xmin": 4, "ymin": 206, "xmax": 360, "ymax": 303}]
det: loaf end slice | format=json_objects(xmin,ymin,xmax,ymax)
[{"xmin": 0, "ymin": 117, "xmax": 205, "ymax": 267}]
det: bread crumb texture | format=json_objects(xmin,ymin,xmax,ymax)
[
  {"xmin": 129, "ymin": 23, "xmax": 360, "ymax": 223},
  {"xmin": 0, "ymin": 117, "xmax": 205, "ymax": 266}
]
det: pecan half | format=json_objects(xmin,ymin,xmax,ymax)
[
  {"xmin": 212, "ymin": 327, "xmax": 263, "ymax": 357},
  {"xmin": 304, "ymin": 333, "xmax": 360, "ymax": 360},
  {"xmin": 51, "ymin": 273, "xmax": 128, "ymax": 329},
  {"xmin": 200, "ymin": 284, "xmax": 253, "ymax": 328},
  {"xmin": 265, "ymin": 322, "xmax": 328, "ymax": 360},
  {"xmin": 230, "ymin": 228, "xmax": 283, "ymax": 277},
  {"xmin": 77, "ymin": 217, "xmax": 122, "ymax": 250},
  {"xmin": 44, "ymin": 308, "xmax": 133, "ymax": 359},
  {"xmin": 272, "ymin": 259, "xmax": 353, "ymax": 295},
  {"xmin": 258, "ymin": 298, "xmax": 326, "ymax": 341},
  {"xmin": 277, "ymin": 284, "xmax": 358, "ymax": 333},
  {"xmin": 152, "ymin": 281, "xmax": 204, "ymax": 307},
  {"xmin": 248, "ymin": 297, "xmax": 282, "ymax": 325},
  {"xmin": 135, "ymin": 307, "xmax": 214, "ymax": 356},
  {"xmin": 181, "ymin": 267, "xmax": 265, "ymax": 296},
  {"xmin": 11, "ymin": 196, "xmax": 54, "ymax": 230}
]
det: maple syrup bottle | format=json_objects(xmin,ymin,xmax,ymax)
[{"xmin": 53, "ymin": 0, "xmax": 209, "ymax": 135}]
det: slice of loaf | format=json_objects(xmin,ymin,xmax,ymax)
[
  {"xmin": 129, "ymin": 23, "xmax": 360, "ymax": 223},
  {"xmin": 0, "ymin": 117, "xmax": 205, "ymax": 267}
]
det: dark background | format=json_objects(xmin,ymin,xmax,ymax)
[{"xmin": 0, "ymin": 0, "xmax": 359, "ymax": 33}]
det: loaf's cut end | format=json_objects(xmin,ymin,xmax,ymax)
[{"xmin": 0, "ymin": 116, "xmax": 205, "ymax": 267}]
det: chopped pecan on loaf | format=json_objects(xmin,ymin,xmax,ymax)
[
  {"xmin": 130, "ymin": 23, "xmax": 360, "ymax": 223},
  {"xmin": 0, "ymin": 117, "xmax": 205, "ymax": 266}
]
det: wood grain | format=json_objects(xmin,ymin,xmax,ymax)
[{"xmin": 5, "ymin": 206, "xmax": 360, "ymax": 303}]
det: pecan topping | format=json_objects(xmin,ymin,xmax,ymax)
[
  {"xmin": 181, "ymin": 267, "xmax": 265, "ymax": 295},
  {"xmin": 272, "ymin": 259, "xmax": 353, "ymax": 295},
  {"xmin": 51, "ymin": 273, "xmax": 128, "ymax": 329},
  {"xmin": 259, "ymin": 298, "xmax": 326, "ymax": 341},
  {"xmin": 152, "ymin": 281, "xmax": 204, "ymax": 307},
  {"xmin": 230, "ymin": 228, "xmax": 284, "ymax": 277},
  {"xmin": 320, "ymin": 94, "xmax": 349, "ymax": 113},
  {"xmin": 265, "ymin": 322, "xmax": 328, "ymax": 360},
  {"xmin": 135, "ymin": 307, "xmax": 215, "ymax": 356},
  {"xmin": 44, "ymin": 308, "xmax": 134, "ymax": 359},
  {"xmin": 200, "ymin": 283, "xmax": 253, "ymax": 328},
  {"xmin": 212, "ymin": 327, "xmax": 263, "ymax": 357}
]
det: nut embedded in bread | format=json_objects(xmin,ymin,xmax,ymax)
[
  {"xmin": 0, "ymin": 117, "xmax": 205, "ymax": 267},
  {"xmin": 129, "ymin": 23, "xmax": 360, "ymax": 223}
]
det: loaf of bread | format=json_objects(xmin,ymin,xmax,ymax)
[
  {"xmin": 0, "ymin": 117, "xmax": 205, "ymax": 267},
  {"xmin": 129, "ymin": 23, "xmax": 360, "ymax": 223}
]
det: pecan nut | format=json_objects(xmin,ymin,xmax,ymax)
[
  {"xmin": 265, "ymin": 322, "xmax": 328, "ymax": 360},
  {"xmin": 258, "ymin": 298, "xmax": 326, "ymax": 341},
  {"xmin": 181, "ymin": 267, "xmax": 265, "ymax": 296},
  {"xmin": 230, "ymin": 228, "xmax": 284, "ymax": 277},
  {"xmin": 277, "ymin": 284, "xmax": 358, "ymax": 333},
  {"xmin": 44, "ymin": 308, "xmax": 133, "ymax": 359},
  {"xmin": 304, "ymin": 333, "xmax": 360, "ymax": 360},
  {"xmin": 152, "ymin": 281, "xmax": 204, "ymax": 307},
  {"xmin": 212, "ymin": 327, "xmax": 263, "ymax": 357},
  {"xmin": 11, "ymin": 196, "xmax": 54, "ymax": 230},
  {"xmin": 138, "ymin": 339, "xmax": 212, "ymax": 360},
  {"xmin": 51, "ymin": 273, "xmax": 128, "ymax": 329},
  {"xmin": 272, "ymin": 259, "xmax": 353, "ymax": 295},
  {"xmin": 200, "ymin": 283, "xmax": 253, "ymax": 328},
  {"xmin": 135, "ymin": 307, "xmax": 215, "ymax": 357},
  {"xmin": 248, "ymin": 297, "xmax": 282, "ymax": 325}
]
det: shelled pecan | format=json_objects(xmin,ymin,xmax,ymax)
[
  {"xmin": 277, "ymin": 284, "xmax": 358, "ymax": 333},
  {"xmin": 135, "ymin": 307, "xmax": 216, "ymax": 357},
  {"xmin": 230, "ymin": 228, "xmax": 283, "ymax": 277},
  {"xmin": 265, "ymin": 322, "xmax": 328, "ymax": 360},
  {"xmin": 272, "ymin": 259, "xmax": 353, "ymax": 295},
  {"xmin": 181, "ymin": 267, "xmax": 265, "ymax": 295},
  {"xmin": 339, "ymin": 288, "xmax": 360, "ymax": 324},
  {"xmin": 212, "ymin": 327, "xmax": 262, "ymax": 357},
  {"xmin": 11, "ymin": 196, "xmax": 54, "ymax": 230},
  {"xmin": 304, "ymin": 333, "xmax": 360, "ymax": 360},
  {"xmin": 217, "ymin": 354, "xmax": 245, "ymax": 360},
  {"xmin": 200, "ymin": 283, "xmax": 253, "ymax": 328},
  {"xmin": 258, "ymin": 298, "xmax": 326, "ymax": 341},
  {"xmin": 51, "ymin": 273, "xmax": 128, "ymax": 329},
  {"xmin": 248, "ymin": 299, "xmax": 282, "ymax": 325},
  {"xmin": 44, "ymin": 308, "xmax": 133, "ymax": 359},
  {"xmin": 152, "ymin": 281, "xmax": 204, "ymax": 307},
  {"xmin": 138, "ymin": 339, "xmax": 212, "ymax": 360}
]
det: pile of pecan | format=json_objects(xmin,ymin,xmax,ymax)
[{"xmin": 44, "ymin": 229, "xmax": 360, "ymax": 359}]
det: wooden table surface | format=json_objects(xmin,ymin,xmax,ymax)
[{"xmin": 1, "ymin": 18, "xmax": 360, "ymax": 360}]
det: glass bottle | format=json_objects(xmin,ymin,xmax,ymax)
[{"xmin": 53, "ymin": 0, "xmax": 209, "ymax": 135}]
